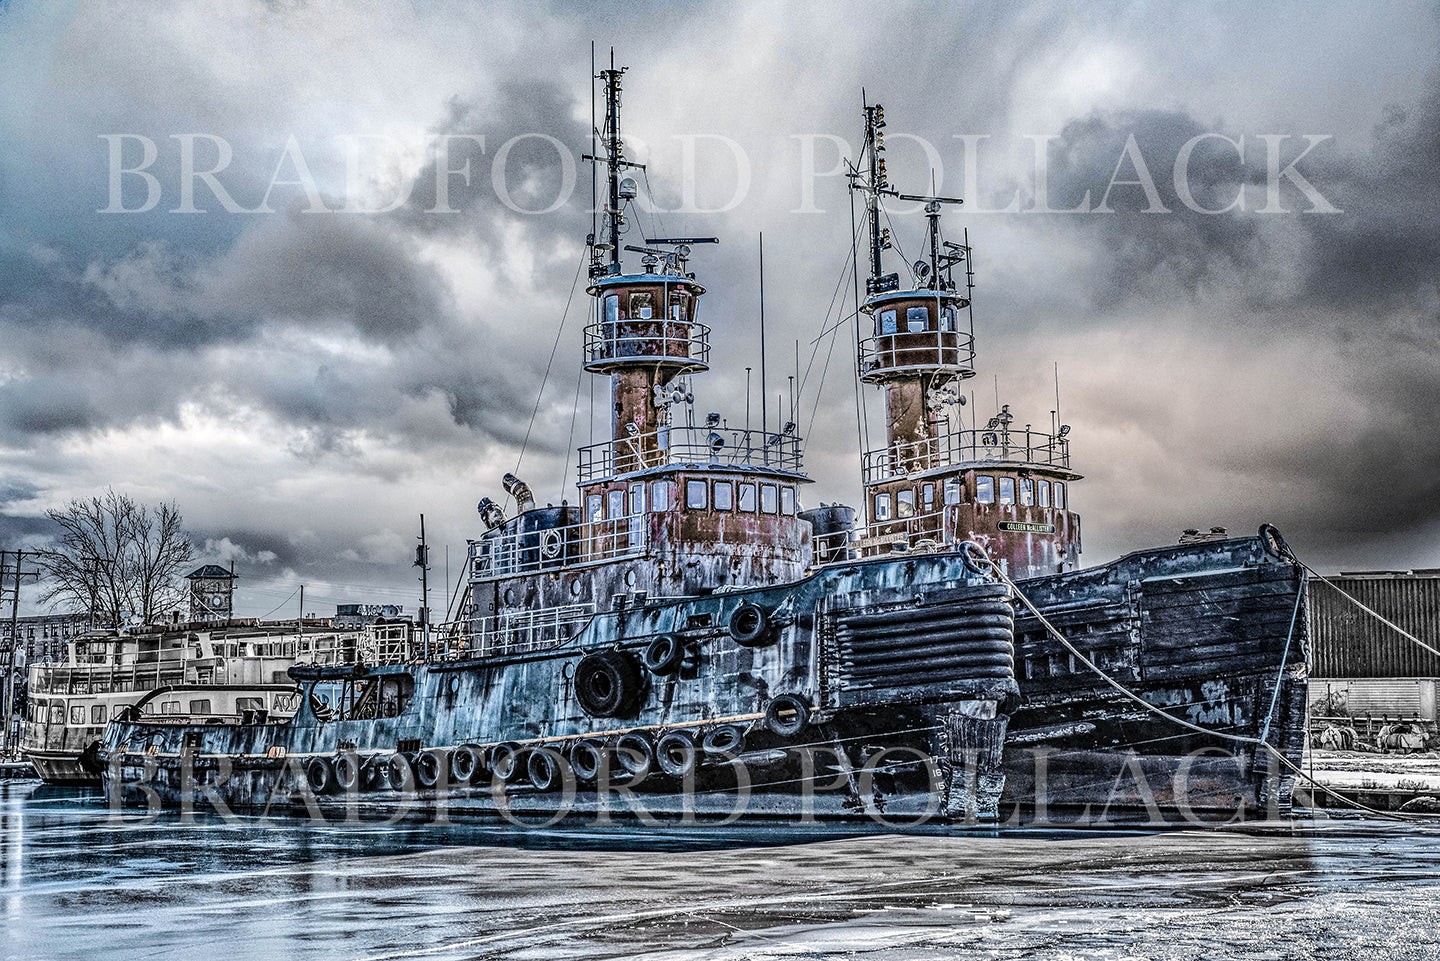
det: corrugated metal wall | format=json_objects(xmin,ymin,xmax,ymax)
[
  {"xmin": 1309, "ymin": 574, "xmax": 1440, "ymax": 678},
  {"xmin": 1309, "ymin": 678, "xmax": 1433, "ymax": 719}
]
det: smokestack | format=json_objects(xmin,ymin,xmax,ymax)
[{"xmin": 502, "ymin": 473, "xmax": 536, "ymax": 513}]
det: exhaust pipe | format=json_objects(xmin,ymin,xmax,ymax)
[{"xmin": 502, "ymin": 473, "xmax": 536, "ymax": 513}]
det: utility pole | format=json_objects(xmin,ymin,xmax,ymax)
[
  {"xmin": 1, "ymin": 550, "xmax": 41, "ymax": 757},
  {"xmin": 415, "ymin": 514, "xmax": 430, "ymax": 660}
]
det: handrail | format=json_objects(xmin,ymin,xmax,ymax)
[
  {"xmin": 861, "ymin": 427, "xmax": 1071, "ymax": 483},
  {"xmin": 429, "ymin": 604, "xmax": 596, "ymax": 661},
  {"xmin": 577, "ymin": 424, "xmax": 804, "ymax": 483},
  {"xmin": 583, "ymin": 319, "xmax": 711, "ymax": 370},
  {"xmin": 858, "ymin": 328, "xmax": 975, "ymax": 378}
]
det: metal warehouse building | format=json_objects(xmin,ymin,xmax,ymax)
[{"xmin": 1309, "ymin": 570, "xmax": 1440, "ymax": 725}]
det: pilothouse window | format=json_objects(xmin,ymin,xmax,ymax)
[
  {"xmin": 998, "ymin": 477, "xmax": 1016, "ymax": 505},
  {"xmin": 1038, "ymin": 480, "xmax": 1050, "ymax": 508},
  {"xmin": 976, "ymin": 476, "xmax": 995, "ymax": 504},
  {"xmin": 604, "ymin": 295, "xmax": 619, "ymax": 323},
  {"xmin": 1018, "ymin": 477, "xmax": 1034, "ymax": 506},
  {"xmin": 713, "ymin": 481, "xmax": 733, "ymax": 510},
  {"xmin": 906, "ymin": 306, "xmax": 928, "ymax": 332},
  {"xmin": 1055, "ymin": 482, "xmax": 1066, "ymax": 510},
  {"xmin": 761, "ymin": 484, "xmax": 779, "ymax": 514},
  {"xmin": 897, "ymin": 489, "xmax": 915, "ymax": 518},
  {"xmin": 630, "ymin": 292, "xmax": 653, "ymax": 319},
  {"xmin": 738, "ymin": 483, "xmax": 756, "ymax": 512},
  {"xmin": 781, "ymin": 486, "xmax": 795, "ymax": 516},
  {"xmin": 874, "ymin": 493, "xmax": 892, "ymax": 521},
  {"xmin": 686, "ymin": 480, "xmax": 708, "ymax": 509},
  {"xmin": 879, "ymin": 309, "xmax": 897, "ymax": 335}
]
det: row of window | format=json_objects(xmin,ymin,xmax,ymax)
[
  {"xmin": 876, "ymin": 304, "xmax": 960, "ymax": 336},
  {"xmin": 872, "ymin": 476, "xmax": 1067, "ymax": 521},
  {"xmin": 29, "ymin": 696, "xmax": 267, "ymax": 726},
  {"xmin": 587, "ymin": 480, "xmax": 798, "ymax": 522},
  {"xmin": 603, "ymin": 290, "xmax": 692, "ymax": 323}
]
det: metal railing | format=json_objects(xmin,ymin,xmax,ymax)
[
  {"xmin": 577, "ymin": 425, "xmax": 804, "ymax": 483},
  {"xmin": 854, "ymin": 508, "xmax": 950, "ymax": 556},
  {"xmin": 861, "ymin": 427, "xmax": 1071, "ymax": 484},
  {"xmin": 470, "ymin": 512, "xmax": 649, "ymax": 579},
  {"xmin": 431, "ymin": 604, "xmax": 596, "ymax": 661},
  {"xmin": 858, "ymin": 329, "xmax": 975, "ymax": 378},
  {"xmin": 583, "ymin": 320, "xmax": 710, "ymax": 371}
]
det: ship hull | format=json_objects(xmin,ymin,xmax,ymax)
[
  {"xmin": 100, "ymin": 556, "xmax": 1019, "ymax": 826},
  {"xmin": 1000, "ymin": 533, "xmax": 1309, "ymax": 823}
]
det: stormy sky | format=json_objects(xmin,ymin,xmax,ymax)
[{"xmin": 1, "ymin": 0, "xmax": 1437, "ymax": 618}]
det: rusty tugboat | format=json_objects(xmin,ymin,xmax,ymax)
[{"xmin": 100, "ymin": 65, "xmax": 1309, "ymax": 826}]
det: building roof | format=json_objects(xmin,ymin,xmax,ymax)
[{"xmin": 186, "ymin": 565, "xmax": 237, "ymax": 580}]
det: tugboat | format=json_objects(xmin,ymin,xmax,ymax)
[
  {"xmin": 844, "ymin": 101, "xmax": 1310, "ymax": 821},
  {"xmin": 99, "ymin": 62, "xmax": 1019, "ymax": 825}
]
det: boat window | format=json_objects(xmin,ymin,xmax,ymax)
[
  {"xmin": 70, "ymin": 705, "xmax": 85, "ymax": 725},
  {"xmin": 161, "ymin": 701, "xmax": 180, "ymax": 715},
  {"xmin": 713, "ymin": 480, "xmax": 733, "ymax": 510},
  {"xmin": 998, "ymin": 477, "xmax": 1016, "ymax": 505},
  {"xmin": 976, "ymin": 475, "xmax": 995, "ymax": 504},
  {"xmin": 944, "ymin": 479, "xmax": 961, "ymax": 506},
  {"xmin": 630, "ymin": 291, "xmax": 654, "ymax": 319},
  {"xmin": 738, "ymin": 483, "xmax": 756, "ymax": 512},
  {"xmin": 1018, "ymin": 477, "xmax": 1034, "ymax": 506},
  {"xmin": 604, "ymin": 294, "xmax": 619, "ymax": 323},
  {"xmin": 879, "ymin": 309, "xmax": 897, "ymax": 335},
  {"xmin": 670, "ymin": 300, "xmax": 686, "ymax": 322},
  {"xmin": 587, "ymin": 494, "xmax": 603, "ymax": 523},
  {"xmin": 650, "ymin": 480, "xmax": 669, "ymax": 511},
  {"xmin": 781, "ymin": 486, "xmax": 795, "ymax": 516},
  {"xmin": 113, "ymin": 705, "xmax": 128, "ymax": 720},
  {"xmin": 923, "ymin": 483, "xmax": 935, "ymax": 509},
  {"xmin": 686, "ymin": 480, "xmax": 708, "ymax": 509},
  {"xmin": 49, "ymin": 702, "xmax": 65, "ymax": 724},
  {"xmin": 874, "ymin": 492, "xmax": 892, "ymax": 521},
  {"xmin": 1038, "ymin": 480, "xmax": 1050, "ymax": 508},
  {"xmin": 608, "ymin": 489, "xmax": 625, "ymax": 518},
  {"xmin": 761, "ymin": 484, "xmax": 779, "ymax": 514},
  {"xmin": 906, "ymin": 306, "xmax": 928, "ymax": 332},
  {"xmin": 941, "ymin": 306, "xmax": 958, "ymax": 332},
  {"xmin": 629, "ymin": 483, "xmax": 645, "ymax": 515},
  {"xmin": 897, "ymin": 489, "xmax": 915, "ymax": 518},
  {"xmin": 236, "ymin": 697, "xmax": 263, "ymax": 712},
  {"xmin": 1054, "ymin": 482, "xmax": 1066, "ymax": 510},
  {"xmin": 189, "ymin": 699, "xmax": 212, "ymax": 714},
  {"xmin": 91, "ymin": 704, "xmax": 105, "ymax": 725}
]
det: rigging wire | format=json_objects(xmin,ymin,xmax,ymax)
[{"xmin": 509, "ymin": 248, "xmax": 589, "ymax": 511}]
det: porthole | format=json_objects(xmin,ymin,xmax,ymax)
[
  {"xmin": 625, "ymin": 569, "xmax": 638, "ymax": 588},
  {"xmin": 570, "ymin": 579, "xmax": 583, "ymax": 597},
  {"xmin": 503, "ymin": 587, "xmax": 515, "ymax": 604}
]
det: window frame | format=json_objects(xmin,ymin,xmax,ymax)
[
  {"xmin": 896, "ymin": 489, "xmax": 915, "ymax": 518},
  {"xmin": 738, "ymin": 483, "xmax": 757, "ymax": 512},
  {"xmin": 976, "ymin": 475, "xmax": 995, "ymax": 504},
  {"xmin": 905, "ymin": 305, "xmax": 928, "ymax": 332},
  {"xmin": 713, "ymin": 480, "xmax": 734, "ymax": 511},
  {"xmin": 998, "ymin": 476, "xmax": 1016, "ymax": 505},
  {"xmin": 874, "ymin": 492, "xmax": 892, "ymax": 521},
  {"xmin": 760, "ymin": 484, "xmax": 779, "ymax": 515},
  {"xmin": 1018, "ymin": 477, "xmax": 1034, "ymax": 507},
  {"xmin": 685, "ymin": 479, "xmax": 709, "ymax": 510}
]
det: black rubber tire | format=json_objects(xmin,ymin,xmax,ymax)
[
  {"xmin": 414, "ymin": 750, "xmax": 444, "ymax": 789},
  {"xmin": 701, "ymin": 724, "xmax": 746, "ymax": 756},
  {"xmin": 386, "ymin": 753, "xmax": 414, "ymax": 791},
  {"xmin": 614, "ymin": 732, "xmax": 653, "ymax": 778},
  {"xmin": 360, "ymin": 757, "xmax": 384, "ymax": 790},
  {"xmin": 569, "ymin": 739, "xmax": 604, "ymax": 782},
  {"xmin": 642, "ymin": 634, "xmax": 686, "ymax": 676},
  {"xmin": 574, "ymin": 651, "xmax": 645, "ymax": 718},
  {"xmin": 764, "ymin": 694, "xmax": 811, "ymax": 738},
  {"xmin": 527, "ymin": 747, "xmax": 563, "ymax": 791},
  {"xmin": 490, "ymin": 742, "xmax": 522, "ymax": 782},
  {"xmin": 959, "ymin": 540, "xmax": 995, "ymax": 577},
  {"xmin": 728, "ymin": 603, "xmax": 772, "ymax": 647},
  {"xmin": 450, "ymin": 744, "xmax": 483, "ymax": 784},
  {"xmin": 305, "ymin": 756, "xmax": 335, "ymax": 794},
  {"xmin": 655, "ymin": 730, "xmax": 698, "ymax": 778},
  {"xmin": 333, "ymin": 753, "xmax": 362, "ymax": 792}
]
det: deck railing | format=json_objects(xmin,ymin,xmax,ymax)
[
  {"xmin": 577, "ymin": 425, "xmax": 803, "ymax": 483},
  {"xmin": 430, "ymin": 604, "xmax": 596, "ymax": 661},
  {"xmin": 583, "ymin": 320, "xmax": 710, "ymax": 370},
  {"xmin": 861, "ymin": 427, "xmax": 1070, "ymax": 484}
]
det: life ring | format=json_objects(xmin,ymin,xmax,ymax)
[
  {"xmin": 701, "ymin": 724, "xmax": 746, "ymax": 757},
  {"xmin": 569, "ymin": 739, "xmax": 604, "ymax": 782},
  {"xmin": 574, "ymin": 651, "xmax": 645, "ymax": 718},
  {"xmin": 526, "ymin": 747, "xmax": 564, "ymax": 791},
  {"xmin": 386, "ymin": 753, "xmax": 414, "ymax": 791},
  {"xmin": 614, "ymin": 732, "xmax": 654, "ymax": 779},
  {"xmin": 642, "ymin": 634, "xmax": 686, "ymax": 676},
  {"xmin": 540, "ymin": 528, "xmax": 563, "ymax": 559},
  {"xmin": 959, "ymin": 540, "xmax": 995, "ymax": 577},
  {"xmin": 449, "ymin": 744, "xmax": 484, "ymax": 784},
  {"xmin": 333, "ymin": 753, "xmax": 362, "ymax": 792},
  {"xmin": 727, "ymin": 603, "xmax": 772, "ymax": 647},
  {"xmin": 305, "ymin": 756, "xmax": 336, "ymax": 794},
  {"xmin": 414, "ymin": 750, "xmax": 444, "ymax": 789},
  {"xmin": 655, "ymin": 730, "xmax": 698, "ymax": 778},
  {"xmin": 764, "ymin": 694, "xmax": 811, "ymax": 738}
]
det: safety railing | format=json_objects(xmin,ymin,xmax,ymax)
[
  {"xmin": 858, "ymin": 329, "xmax": 975, "ymax": 378},
  {"xmin": 430, "ymin": 604, "xmax": 596, "ymax": 661},
  {"xmin": 853, "ymin": 508, "xmax": 950, "ymax": 556},
  {"xmin": 861, "ymin": 428, "xmax": 1071, "ymax": 484},
  {"xmin": 576, "ymin": 425, "xmax": 804, "ymax": 483},
  {"xmin": 470, "ymin": 512, "xmax": 649, "ymax": 579},
  {"xmin": 583, "ymin": 320, "xmax": 711, "ymax": 371}
]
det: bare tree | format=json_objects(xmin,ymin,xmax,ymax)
[{"xmin": 37, "ymin": 490, "xmax": 195, "ymax": 627}]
